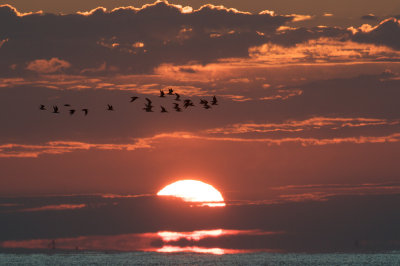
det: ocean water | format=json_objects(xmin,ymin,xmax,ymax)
[{"xmin": 1, "ymin": 252, "xmax": 400, "ymax": 266}]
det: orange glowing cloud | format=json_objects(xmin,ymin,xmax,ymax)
[
  {"xmin": 205, "ymin": 117, "xmax": 400, "ymax": 134},
  {"xmin": 0, "ymin": 140, "xmax": 151, "ymax": 158},
  {"xmin": 2, "ymin": 127, "xmax": 400, "ymax": 158},
  {"xmin": 0, "ymin": 4, "xmax": 43, "ymax": 16},
  {"xmin": 349, "ymin": 18, "xmax": 400, "ymax": 34},
  {"xmin": 290, "ymin": 14, "xmax": 314, "ymax": 22},
  {"xmin": 76, "ymin": 6, "xmax": 107, "ymax": 16},
  {"xmin": 141, "ymin": 131, "xmax": 400, "ymax": 147},
  {"xmin": 259, "ymin": 88, "xmax": 303, "ymax": 100},
  {"xmin": 249, "ymin": 38, "xmax": 400, "ymax": 64},
  {"xmin": 26, "ymin": 58, "xmax": 71, "ymax": 74},
  {"xmin": 0, "ymin": 38, "xmax": 8, "ymax": 48}
]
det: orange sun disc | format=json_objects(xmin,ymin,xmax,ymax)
[{"xmin": 157, "ymin": 180, "xmax": 225, "ymax": 206}]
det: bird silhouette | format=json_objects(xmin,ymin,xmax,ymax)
[
  {"xmin": 200, "ymin": 99, "xmax": 208, "ymax": 105},
  {"xmin": 82, "ymin": 109, "xmax": 88, "ymax": 116},
  {"xmin": 174, "ymin": 93, "xmax": 181, "ymax": 101},
  {"xmin": 159, "ymin": 89, "xmax": 165, "ymax": 97},
  {"xmin": 183, "ymin": 99, "xmax": 194, "ymax": 109},
  {"xmin": 145, "ymin": 98, "xmax": 153, "ymax": 106},
  {"xmin": 160, "ymin": 106, "xmax": 168, "ymax": 113},
  {"xmin": 203, "ymin": 103, "xmax": 211, "ymax": 109},
  {"xmin": 211, "ymin": 96, "xmax": 218, "ymax": 105},
  {"xmin": 173, "ymin": 103, "xmax": 182, "ymax": 112},
  {"xmin": 69, "ymin": 109, "xmax": 76, "ymax": 115},
  {"xmin": 143, "ymin": 105, "xmax": 153, "ymax": 112},
  {"xmin": 107, "ymin": 104, "xmax": 114, "ymax": 111},
  {"xmin": 39, "ymin": 105, "xmax": 46, "ymax": 110},
  {"xmin": 168, "ymin": 88, "xmax": 174, "ymax": 95},
  {"xmin": 52, "ymin": 106, "xmax": 59, "ymax": 113},
  {"xmin": 64, "ymin": 104, "xmax": 71, "ymax": 107},
  {"xmin": 200, "ymin": 99, "xmax": 211, "ymax": 109},
  {"xmin": 130, "ymin": 96, "xmax": 139, "ymax": 102},
  {"xmin": 144, "ymin": 98, "xmax": 153, "ymax": 110}
]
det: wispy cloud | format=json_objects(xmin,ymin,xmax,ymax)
[
  {"xmin": 273, "ymin": 182, "xmax": 400, "ymax": 202},
  {"xmin": 18, "ymin": 204, "xmax": 86, "ymax": 212},
  {"xmin": 229, "ymin": 182, "xmax": 400, "ymax": 205},
  {"xmin": 104, "ymin": 131, "xmax": 400, "ymax": 147},
  {"xmin": 205, "ymin": 117, "xmax": 400, "ymax": 134},
  {"xmin": 0, "ymin": 140, "xmax": 151, "ymax": 158},
  {"xmin": 1, "ymin": 118, "xmax": 400, "ymax": 158},
  {"xmin": 26, "ymin": 58, "xmax": 71, "ymax": 74},
  {"xmin": 249, "ymin": 38, "xmax": 400, "ymax": 64}
]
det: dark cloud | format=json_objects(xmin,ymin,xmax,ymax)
[
  {"xmin": 272, "ymin": 17, "xmax": 400, "ymax": 50},
  {"xmin": 352, "ymin": 18, "xmax": 400, "ymax": 49},
  {"xmin": 270, "ymin": 26, "xmax": 347, "ymax": 46},
  {"xmin": 179, "ymin": 67, "xmax": 196, "ymax": 73},
  {"xmin": 361, "ymin": 13, "xmax": 378, "ymax": 20},
  {"xmin": 0, "ymin": 2, "xmax": 292, "ymax": 76},
  {"xmin": 2, "ymin": 2, "xmax": 400, "ymax": 78}
]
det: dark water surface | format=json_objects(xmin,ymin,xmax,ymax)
[{"xmin": 1, "ymin": 251, "xmax": 400, "ymax": 265}]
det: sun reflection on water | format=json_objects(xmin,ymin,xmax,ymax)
[
  {"xmin": 157, "ymin": 246, "xmax": 228, "ymax": 255},
  {"xmin": 0, "ymin": 229, "xmax": 283, "ymax": 254},
  {"xmin": 158, "ymin": 229, "xmax": 223, "ymax": 241}
]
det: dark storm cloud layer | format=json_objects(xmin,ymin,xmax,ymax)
[
  {"xmin": 0, "ymin": 1, "xmax": 292, "ymax": 76},
  {"xmin": 1, "ymin": 2, "xmax": 400, "ymax": 77},
  {"xmin": 1, "ymin": 194, "xmax": 400, "ymax": 252},
  {"xmin": 272, "ymin": 17, "xmax": 400, "ymax": 50},
  {"xmin": 352, "ymin": 18, "xmax": 400, "ymax": 49}
]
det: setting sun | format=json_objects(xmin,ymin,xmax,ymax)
[{"xmin": 157, "ymin": 180, "xmax": 225, "ymax": 207}]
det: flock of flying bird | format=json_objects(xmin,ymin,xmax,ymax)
[{"xmin": 39, "ymin": 88, "xmax": 218, "ymax": 115}]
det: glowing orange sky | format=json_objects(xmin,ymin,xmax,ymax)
[{"xmin": 0, "ymin": 0, "xmax": 399, "ymax": 238}]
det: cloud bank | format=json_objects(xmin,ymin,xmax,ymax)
[{"xmin": 1, "ymin": 1, "xmax": 400, "ymax": 78}]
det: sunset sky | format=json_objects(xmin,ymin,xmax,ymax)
[{"xmin": 1, "ymin": 0, "xmax": 400, "ymax": 253}]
